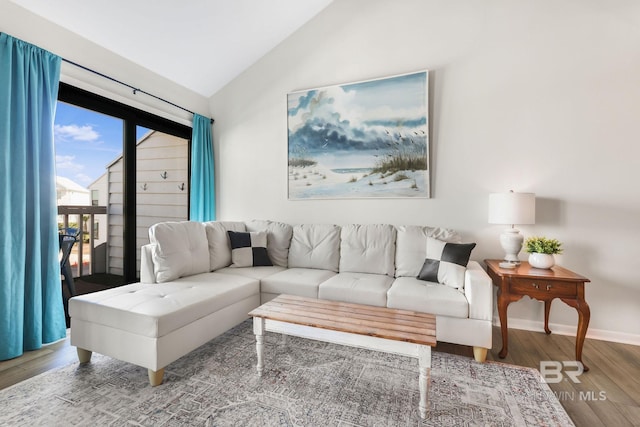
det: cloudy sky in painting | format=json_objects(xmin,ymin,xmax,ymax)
[{"xmin": 287, "ymin": 71, "xmax": 428, "ymax": 169}]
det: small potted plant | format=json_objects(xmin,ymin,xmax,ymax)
[{"xmin": 524, "ymin": 236, "xmax": 563, "ymax": 269}]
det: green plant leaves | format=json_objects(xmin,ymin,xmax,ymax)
[{"xmin": 524, "ymin": 236, "xmax": 563, "ymax": 254}]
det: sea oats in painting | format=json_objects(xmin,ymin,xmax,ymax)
[{"xmin": 287, "ymin": 71, "xmax": 429, "ymax": 199}]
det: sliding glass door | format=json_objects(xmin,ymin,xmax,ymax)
[
  {"xmin": 54, "ymin": 101, "xmax": 122, "ymax": 282},
  {"xmin": 56, "ymin": 83, "xmax": 191, "ymax": 284}
]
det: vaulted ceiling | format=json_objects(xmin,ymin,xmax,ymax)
[{"xmin": 11, "ymin": 0, "xmax": 333, "ymax": 97}]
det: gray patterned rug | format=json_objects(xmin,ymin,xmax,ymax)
[{"xmin": 1, "ymin": 320, "xmax": 573, "ymax": 426}]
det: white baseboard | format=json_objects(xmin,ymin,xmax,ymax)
[{"xmin": 492, "ymin": 317, "xmax": 640, "ymax": 347}]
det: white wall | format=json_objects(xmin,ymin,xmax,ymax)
[
  {"xmin": 0, "ymin": 0, "xmax": 209, "ymax": 125},
  {"xmin": 210, "ymin": 0, "xmax": 640, "ymax": 343}
]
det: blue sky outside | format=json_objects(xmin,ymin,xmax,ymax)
[{"xmin": 54, "ymin": 102, "xmax": 148, "ymax": 187}]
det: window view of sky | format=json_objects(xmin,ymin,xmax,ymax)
[{"xmin": 54, "ymin": 102, "xmax": 148, "ymax": 187}]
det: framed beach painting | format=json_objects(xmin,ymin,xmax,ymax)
[{"xmin": 287, "ymin": 70, "xmax": 429, "ymax": 200}]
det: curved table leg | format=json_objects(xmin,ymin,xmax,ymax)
[
  {"xmin": 544, "ymin": 300, "xmax": 552, "ymax": 334},
  {"xmin": 497, "ymin": 290, "xmax": 510, "ymax": 359},
  {"xmin": 561, "ymin": 298, "xmax": 591, "ymax": 372}
]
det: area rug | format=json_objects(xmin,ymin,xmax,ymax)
[{"xmin": 0, "ymin": 320, "xmax": 573, "ymax": 426}]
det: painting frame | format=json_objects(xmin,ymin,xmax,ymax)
[{"xmin": 287, "ymin": 70, "xmax": 430, "ymax": 200}]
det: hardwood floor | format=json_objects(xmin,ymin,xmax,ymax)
[
  {"xmin": 437, "ymin": 327, "xmax": 640, "ymax": 426},
  {"xmin": 0, "ymin": 330, "xmax": 76, "ymax": 392},
  {"xmin": 1, "ymin": 326, "xmax": 639, "ymax": 426}
]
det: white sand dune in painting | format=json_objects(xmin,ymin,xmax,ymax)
[{"xmin": 288, "ymin": 162, "xmax": 428, "ymax": 199}]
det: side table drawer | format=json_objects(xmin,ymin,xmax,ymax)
[{"xmin": 510, "ymin": 278, "xmax": 577, "ymax": 297}]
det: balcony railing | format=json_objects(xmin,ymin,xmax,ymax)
[{"xmin": 58, "ymin": 205, "xmax": 107, "ymax": 277}]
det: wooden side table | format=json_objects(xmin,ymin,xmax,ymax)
[{"xmin": 485, "ymin": 259, "xmax": 591, "ymax": 371}]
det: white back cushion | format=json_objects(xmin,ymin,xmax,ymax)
[
  {"xmin": 204, "ymin": 221, "xmax": 246, "ymax": 270},
  {"xmin": 149, "ymin": 221, "xmax": 210, "ymax": 283},
  {"xmin": 288, "ymin": 224, "xmax": 341, "ymax": 272},
  {"xmin": 246, "ymin": 220, "xmax": 293, "ymax": 267},
  {"xmin": 339, "ymin": 224, "xmax": 396, "ymax": 276},
  {"xmin": 395, "ymin": 225, "xmax": 461, "ymax": 277}
]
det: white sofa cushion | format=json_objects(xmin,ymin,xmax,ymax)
[
  {"xmin": 318, "ymin": 272, "xmax": 394, "ymax": 307},
  {"xmin": 288, "ymin": 224, "xmax": 341, "ymax": 272},
  {"xmin": 387, "ymin": 276, "xmax": 469, "ymax": 318},
  {"xmin": 68, "ymin": 272, "xmax": 259, "ymax": 338},
  {"xmin": 246, "ymin": 220, "xmax": 293, "ymax": 268},
  {"xmin": 261, "ymin": 268, "xmax": 336, "ymax": 299},
  {"xmin": 215, "ymin": 265, "xmax": 286, "ymax": 280},
  {"xmin": 395, "ymin": 225, "xmax": 461, "ymax": 277},
  {"xmin": 149, "ymin": 221, "xmax": 210, "ymax": 283},
  {"xmin": 339, "ymin": 224, "xmax": 396, "ymax": 276},
  {"xmin": 204, "ymin": 221, "xmax": 246, "ymax": 271}
]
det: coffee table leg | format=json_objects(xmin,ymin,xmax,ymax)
[
  {"xmin": 253, "ymin": 317, "xmax": 265, "ymax": 376},
  {"xmin": 418, "ymin": 345, "xmax": 431, "ymax": 419}
]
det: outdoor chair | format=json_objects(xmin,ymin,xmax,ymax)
[{"xmin": 59, "ymin": 233, "xmax": 78, "ymax": 321}]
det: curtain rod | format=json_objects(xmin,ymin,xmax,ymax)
[{"xmin": 62, "ymin": 58, "xmax": 214, "ymax": 124}]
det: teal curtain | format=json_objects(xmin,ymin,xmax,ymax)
[
  {"xmin": 0, "ymin": 33, "xmax": 66, "ymax": 360},
  {"xmin": 190, "ymin": 114, "xmax": 215, "ymax": 221}
]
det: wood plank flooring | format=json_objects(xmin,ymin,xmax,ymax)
[
  {"xmin": 439, "ymin": 327, "xmax": 640, "ymax": 426},
  {"xmin": 1, "ymin": 326, "xmax": 639, "ymax": 426}
]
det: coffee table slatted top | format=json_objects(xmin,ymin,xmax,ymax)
[{"xmin": 249, "ymin": 294, "xmax": 436, "ymax": 347}]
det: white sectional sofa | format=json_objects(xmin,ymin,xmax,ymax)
[{"xmin": 69, "ymin": 220, "xmax": 493, "ymax": 386}]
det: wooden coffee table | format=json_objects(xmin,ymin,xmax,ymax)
[{"xmin": 248, "ymin": 294, "xmax": 437, "ymax": 419}]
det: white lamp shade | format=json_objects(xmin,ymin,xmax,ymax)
[{"xmin": 488, "ymin": 192, "xmax": 535, "ymax": 225}]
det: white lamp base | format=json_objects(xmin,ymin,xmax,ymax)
[
  {"xmin": 499, "ymin": 228, "xmax": 523, "ymax": 265},
  {"xmin": 498, "ymin": 261, "xmax": 518, "ymax": 269}
]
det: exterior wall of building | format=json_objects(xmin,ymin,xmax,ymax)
[
  {"xmin": 56, "ymin": 177, "xmax": 90, "ymax": 206},
  {"xmin": 88, "ymin": 173, "xmax": 109, "ymax": 274},
  {"xmin": 107, "ymin": 156, "xmax": 124, "ymax": 277},
  {"xmin": 106, "ymin": 131, "xmax": 189, "ymax": 277}
]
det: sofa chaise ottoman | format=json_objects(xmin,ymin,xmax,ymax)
[{"xmin": 69, "ymin": 272, "xmax": 259, "ymax": 385}]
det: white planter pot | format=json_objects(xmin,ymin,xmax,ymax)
[{"xmin": 528, "ymin": 253, "xmax": 555, "ymax": 269}]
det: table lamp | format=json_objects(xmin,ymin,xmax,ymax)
[{"xmin": 488, "ymin": 191, "xmax": 535, "ymax": 268}]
